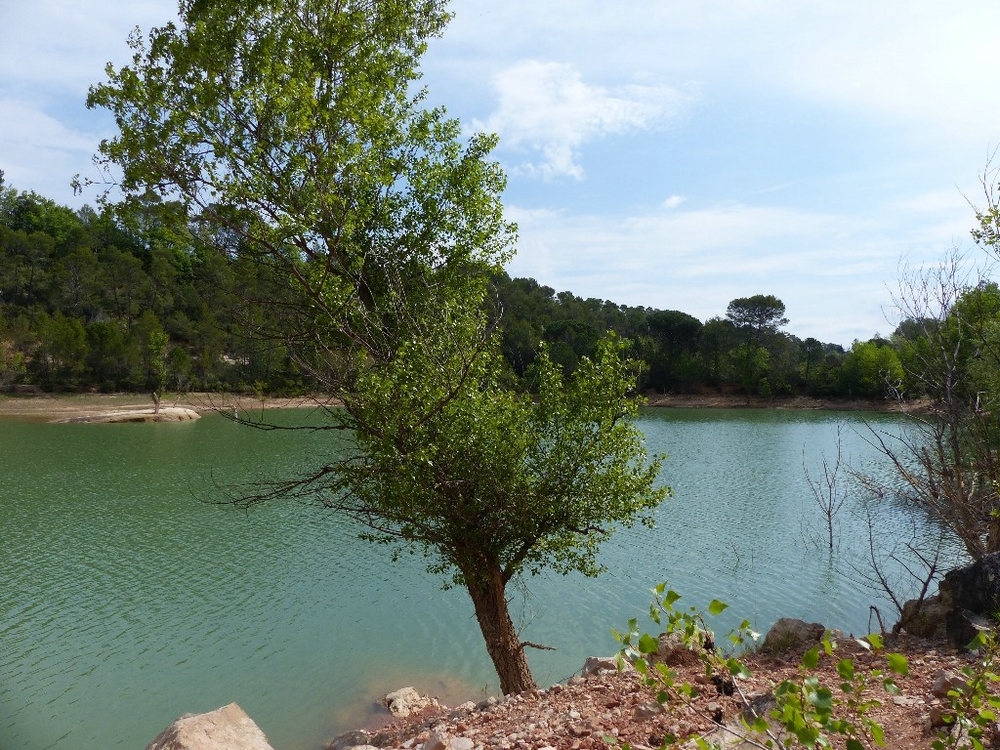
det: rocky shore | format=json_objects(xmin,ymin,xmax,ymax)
[
  {"xmin": 146, "ymin": 629, "xmax": 989, "ymax": 750},
  {"xmin": 0, "ymin": 391, "xmax": 906, "ymax": 423},
  {"xmin": 0, "ymin": 392, "xmax": 336, "ymax": 422},
  {"xmin": 146, "ymin": 553, "xmax": 1000, "ymax": 750}
]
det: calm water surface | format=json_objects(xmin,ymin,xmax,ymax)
[{"xmin": 0, "ymin": 408, "xmax": 955, "ymax": 750}]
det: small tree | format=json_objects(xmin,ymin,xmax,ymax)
[
  {"xmin": 248, "ymin": 328, "xmax": 669, "ymax": 693},
  {"xmin": 87, "ymin": 0, "xmax": 670, "ymax": 693},
  {"xmin": 803, "ymin": 425, "xmax": 848, "ymax": 552},
  {"xmin": 867, "ymin": 252, "xmax": 1000, "ymax": 560}
]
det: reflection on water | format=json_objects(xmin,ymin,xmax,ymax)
[{"xmin": 0, "ymin": 408, "xmax": 961, "ymax": 750}]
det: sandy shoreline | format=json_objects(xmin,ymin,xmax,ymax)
[
  {"xmin": 0, "ymin": 391, "xmax": 904, "ymax": 422},
  {"xmin": 0, "ymin": 392, "xmax": 340, "ymax": 422}
]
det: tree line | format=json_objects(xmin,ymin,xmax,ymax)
[{"xmin": 1, "ymin": 179, "xmax": 924, "ymax": 401}]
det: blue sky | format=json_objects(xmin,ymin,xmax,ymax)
[{"xmin": 2, "ymin": 1, "xmax": 999, "ymax": 345}]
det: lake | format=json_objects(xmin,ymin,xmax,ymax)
[{"xmin": 0, "ymin": 407, "xmax": 959, "ymax": 750}]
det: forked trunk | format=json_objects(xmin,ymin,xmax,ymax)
[{"xmin": 464, "ymin": 563, "xmax": 537, "ymax": 695}]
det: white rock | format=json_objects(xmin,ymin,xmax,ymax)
[
  {"xmin": 385, "ymin": 686, "xmax": 431, "ymax": 717},
  {"xmin": 145, "ymin": 703, "xmax": 274, "ymax": 750}
]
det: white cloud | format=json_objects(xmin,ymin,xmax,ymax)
[
  {"xmin": 0, "ymin": 1, "xmax": 177, "ymax": 97},
  {"xmin": 781, "ymin": 4, "xmax": 1000, "ymax": 142},
  {"xmin": 439, "ymin": 1, "xmax": 1000, "ymax": 150},
  {"xmin": 474, "ymin": 60, "xmax": 693, "ymax": 180},
  {"xmin": 661, "ymin": 195, "xmax": 686, "ymax": 210},
  {"xmin": 0, "ymin": 99, "xmax": 105, "ymax": 201}
]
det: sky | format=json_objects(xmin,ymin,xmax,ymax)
[{"xmin": 2, "ymin": 1, "xmax": 1000, "ymax": 346}]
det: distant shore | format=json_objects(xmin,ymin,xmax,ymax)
[
  {"xmin": 0, "ymin": 392, "xmax": 340, "ymax": 422},
  {"xmin": 0, "ymin": 390, "xmax": 912, "ymax": 422},
  {"xmin": 642, "ymin": 393, "xmax": 916, "ymax": 412}
]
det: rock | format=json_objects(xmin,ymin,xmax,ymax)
[
  {"xmin": 384, "ymin": 687, "xmax": 433, "ymax": 718},
  {"xmin": 928, "ymin": 705, "xmax": 954, "ymax": 728},
  {"xmin": 582, "ymin": 655, "xmax": 629, "ymax": 676},
  {"xmin": 57, "ymin": 407, "xmax": 201, "ymax": 424},
  {"xmin": 325, "ymin": 730, "xmax": 370, "ymax": 750},
  {"xmin": 899, "ymin": 594, "xmax": 950, "ymax": 638},
  {"xmin": 941, "ymin": 552, "xmax": 1000, "ymax": 620},
  {"xmin": 451, "ymin": 701, "xmax": 477, "ymax": 716},
  {"xmin": 947, "ymin": 608, "xmax": 994, "ymax": 651},
  {"xmin": 931, "ymin": 669, "xmax": 970, "ymax": 700},
  {"xmin": 760, "ymin": 618, "xmax": 825, "ymax": 654},
  {"xmin": 652, "ymin": 632, "xmax": 700, "ymax": 667},
  {"xmin": 145, "ymin": 703, "xmax": 274, "ymax": 750},
  {"xmin": 633, "ymin": 702, "xmax": 664, "ymax": 720},
  {"xmin": 422, "ymin": 732, "xmax": 449, "ymax": 750}
]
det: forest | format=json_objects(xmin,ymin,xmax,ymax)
[{"xmin": 0, "ymin": 179, "xmax": 958, "ymax": 401}]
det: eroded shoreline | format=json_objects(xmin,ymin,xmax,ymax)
[
  {"xmin": 0, "ymin": 392, "xmax": 339, "ymax": 422},
  {"xmin": 0, "ymin": 391, "xmax": 910, "ymax": 422}
]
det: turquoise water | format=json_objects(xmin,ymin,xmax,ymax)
[{"xmin": 0, "ymin": 408, "xmax": 957, "ymax": 749}]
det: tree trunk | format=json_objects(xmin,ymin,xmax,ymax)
[{"xmin": 464, "ymin": 564, "xmax": 537, "ymax": 695}]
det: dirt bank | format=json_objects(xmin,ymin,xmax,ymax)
[
  {"xmin": 0, "ymin": 392, "xmax": 337, "ymax": 422},
  {"xmin": 643, "ymin": 393, "xmax": 916, "ymax": 412}
]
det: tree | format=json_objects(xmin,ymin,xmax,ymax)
[
  {"xmin": 864, "ymin": 253, "xmax": 1000, "ymax": 560},
  {"xmin": 724, "ymin": 294, "xmax": 789, "ymax": 395},
  {"xmin": 87, "ymin": 0, "xmax": 668, "ymax": 693},
  {"xmin": 251, "ymin": 331, "xmax": 668, "ymax": 693},
  {"xmin": 725, "ymin": 294, "xmax": 788, "ymax": 349},
  {"xmin": 840, "ymin": 339, "xmax": 904, "ymax": 399}
]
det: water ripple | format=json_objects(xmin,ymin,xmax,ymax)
[{"xmin": 0, "ymin": 409, "xmax": 959, "ymax": 750}]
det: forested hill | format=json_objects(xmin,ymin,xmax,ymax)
[{"xmin": 1, "ymin": 183, "xmax": 911, "ymax": 399}]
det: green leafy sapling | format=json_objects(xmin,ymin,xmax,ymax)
[
  {"xmin": 932, "ymin": 632, "xmax": 1000, "ymax": 750},
  {"xmin": 615, "ymin": 583, "xmax": 917, "ymax": 750}
]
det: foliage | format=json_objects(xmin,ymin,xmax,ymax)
[
  {"xmin": 932, "ymin": 632, "xmax": 1000, "ymax": 750},
  {"xmin": 615, "ymin": 585, "xmax": 919, "ymax": 750},
  {"xmin": 82, "ymin": 0, "xmax": 673, "ymax": 697},
  {"xmin": 248, "ymin": 331, "xmax": 669, "ymax": 693},
  {"xmin": 869, "ymin": 256, "xmax": 1000, "ymax": 559},
  {"xmin": 85, "ymin": 0, "xmax": 513, "ymax": 377}
]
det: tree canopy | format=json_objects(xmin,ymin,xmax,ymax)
[{"xmin": 83, "ymin": 0, "xmax": 668, "ymax": 694}]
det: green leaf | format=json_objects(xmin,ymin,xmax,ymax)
[
  {"xmin": 707, "ymin": 599, "xmax": 729, "ymax": 616},
  {"xmin": 870, "ymin": 720, "xmax": 886, "ymax": 746},
  {"xmin": 886, "ymin": 652, "xmax": 909, "ymax": 676},
  {"xmin": 727, "ymin": 657, "xmax": 750, "ymax": 678},
  {"xmin": 802, "ymin": 646, "xmax": 820, "ymax": 670},
  {"xmin": 837, "ymin": 658, "xmax": 855, "ymax": 680},
  {"xmin": 866, "ymin": 633, "xmax": 884, "ymax": 650},
  {"xmin": 847, "ymin": 739, "xmax": 866, "ymax": 750},
  {"xmin": 664, "ymin": 589, "xmax": 681, "ymax": 607},
  {"xmin": 809, "ymin": 686, "xmax": 834, "ymax": 711},
  {"xmin": 638, "ymin": 633, "xmax": 659, "ymax": 654}
]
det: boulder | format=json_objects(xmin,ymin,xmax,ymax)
[
  {"xmin": 939, "ymin": 552, "xmax": 1000, "ymax": 649},
  {"xmin": 582, "ymin": 655, "xmax": 633, "ymax": 676},
  {"xmin": 325, "ymin": 730, "xmax": 370, "ymax": 750},
  {"xmin": 941, "ymin": 551, "xmax": 1000, "ymax": 616},
  {"xmin": 384, "ymin": 686, "xmax": 435, "ymax": 717},
  {"xmin": 760, "ymin": 618, "xmax": 825, "ymax": 654},
  {"xmin": 899, "ymin": 593, "xmax": 950, "ymax": 638},
  {"xmin": 931, "ymin": 669, "xmax": 970, "ymax": 700},
  {"xmin": 145, "ymin": 703, "xmax": 274, "ymax": 750},
  {"xmin": 651, "ymin": 631, "xmax": 701, "ymax": 667},
  {"xmin": 947, "ymin": 608, "xmax": 994, "ymax": 651}
]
